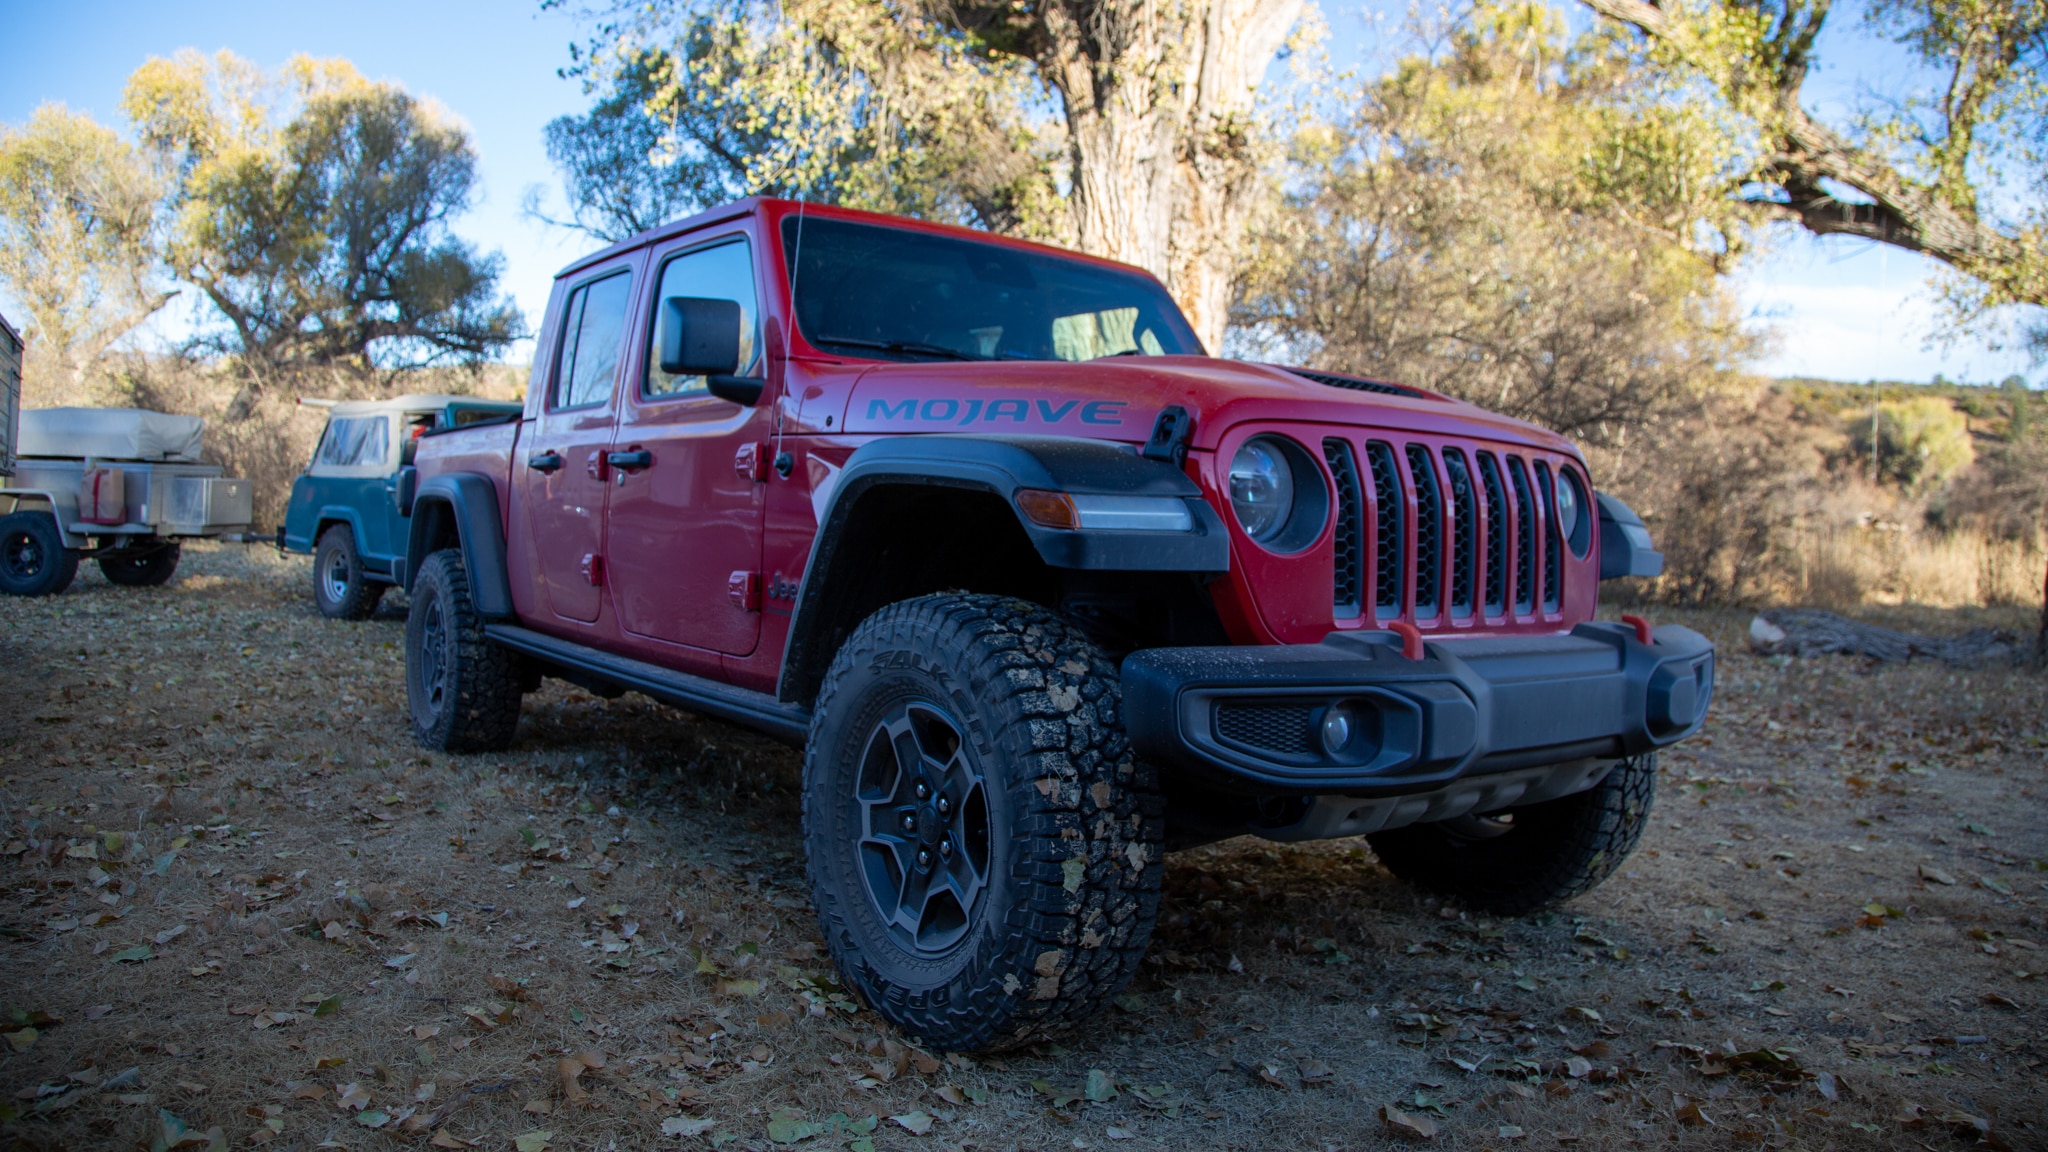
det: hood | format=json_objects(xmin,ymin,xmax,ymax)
[{"xmin": 836, "ymin": 356, "xmax": 1579, "ymax": 457}]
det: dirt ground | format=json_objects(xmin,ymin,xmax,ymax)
[{"xmin": 2, "ymin": 543, "xmax": 2042, "ymax": 1152}]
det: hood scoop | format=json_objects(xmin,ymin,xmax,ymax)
[{"xmin": 1286, "ymin": 367, "xmax": 1429, "ymax": 401}]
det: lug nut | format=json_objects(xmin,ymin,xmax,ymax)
[
  {"xmin": 917, "ymin": 848, "xmax": 932, "ymax": 869},
  {"xmin": 936, "ymin": 796, "xmax": 951, "ymax": 816},
  {"xmin": 914, "ymin": 781, "xmax": 930, "ymax": 800},
  {"xmin": 901, "ymin": 813, "xmax": 916, "ymax": 833},
  {"xmin": 939, "ymin": 837, "xmax": 953, "ymax": 858}
]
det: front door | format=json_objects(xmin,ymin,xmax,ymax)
[
  {"xmin": 603, "ymin": 234, "xmax": 769, "ymax": 655},
  {"xmin": 520, "ymin": 262, "xmax": 637, "ymax": 624}
]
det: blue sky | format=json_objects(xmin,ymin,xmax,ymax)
[{"xmin": 4, "ymin": 0, "xmax": 2037, "ymax": 384}]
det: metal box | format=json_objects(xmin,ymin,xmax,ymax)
[
  {"xmin": 170, "ymin": 476, "xmax": 254, "ymax": 531},
  {"xmin": 0, "ymin": 313, "xmax": 20, "ymax": 478}
]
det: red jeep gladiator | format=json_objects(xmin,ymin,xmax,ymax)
[{"xmin": 403, "ymin": 198, "xmax": 1712, "ymax": 1050}]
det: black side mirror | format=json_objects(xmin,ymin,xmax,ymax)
[{"xmin": 660, "ymin": 296, "xmax": 743, "ymax": 377}]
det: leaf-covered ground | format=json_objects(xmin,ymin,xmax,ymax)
[{"xmin": 1, "ymin": 544, "xmax": 2042, "ymax": 1152}]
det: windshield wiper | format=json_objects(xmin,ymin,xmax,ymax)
[{"xmin": 812, "ymin": 335, "xmax": 986, "ymax": 362}]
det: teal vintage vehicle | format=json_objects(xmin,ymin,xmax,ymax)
[{"xmin": 281, "ymin": 394, "xmax": 520, "ymax": 618}]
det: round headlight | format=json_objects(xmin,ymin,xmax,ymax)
[
  {"xmin": 1557, "ymin": 468, "xmax": 1593, "ymax": 558},
  {"xmin": 1554, "ymin": 471, "xmax": 1579, "ymax": 543},
  {"xmin": 1229, "ymin": 437, "xmax": 1295, "ymax": 542}
]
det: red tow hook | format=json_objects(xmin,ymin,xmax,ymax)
[
  {"xmin": 1386, "ymin": 620, "xmax": 1425, "ymax": 661},
  {"xmin": 1621, "ymin": 614, "xmax": 1655, "ymax": 645}
]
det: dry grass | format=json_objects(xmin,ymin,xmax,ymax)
[
  {"xmin": 1789, "ymin": 528, "xmax": 2046, "ymax": 612},
  {"xmin": 1, "ymin": 547, "xmax": 2044, "ymax": 1152}
]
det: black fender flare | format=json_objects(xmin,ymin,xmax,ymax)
[
  {"xmin": 776, "ymin": 434, "xmax": 1231, "ymax": 702},
  {"xmin": 1595, "ymin": 492, "xmax": 1663, "ymax": 580},
  {"xmin": 403, "ymin": 472, "xmax": 514, "ymax": 619}
]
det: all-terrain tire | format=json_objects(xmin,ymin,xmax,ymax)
[
  {"xmin": 0, "ymin": 511, "xmax": 79, "ymax": 597},
  {"xmin": 314, "ymin": 524, "xmax": 384, "ymax": 620},
  {"xmin": 1366, "ymin": 753, "xmax": 1658, "ymax": 916},
  {"xmin": 99, "ymin": 542, "xmax": 181, "ymax": 587},
  {"xmin": 803, "ymin": 594, "xmax": 1164, "ymax": 1052},
  {"xmin": 405, "ymin": 548, "xmax": 522, "ymax": 752}
]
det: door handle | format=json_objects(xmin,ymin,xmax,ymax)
[
  {"xmin": 526, "ymin": 451, "xmax": 564, "ymax": 473},
  {"xmin": 606, "ymin": 449, "xmax": 653, "ymax": 471}
]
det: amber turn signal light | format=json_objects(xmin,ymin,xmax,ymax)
[{"xmin": 1014, "ymin": 489, "xmax": 1078, "ymax": 529}]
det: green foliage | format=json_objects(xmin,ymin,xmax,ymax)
[
  {"xmin": 2006, "ymin": 374, "xmax": 2031, "ymax": 441},
  {"xmin": 0, "ymin": 104, "xmax": 172, "ymax": 401},
  {"xmin": 1849, "ymin": 395, "xmax": 1977, "ymax": 490},
  {"xmin": 1237, "ymin": 2, "xmax": 1754, "ymax": 442},
  {"xmin": 544, "ymin": 0, "xmax": 1066, "ymax": 242},
  {"xmin": 122, "ymin": 51, "xmax": 523, "ymax": 376}
]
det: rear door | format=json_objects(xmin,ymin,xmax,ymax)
[
  {"xmin": 519, "ymin": 258, "xmax": 639, "ymax": 624},
  {"xmin": 603, "ymin": 231, "xmax": 769, "ymax": 656}
]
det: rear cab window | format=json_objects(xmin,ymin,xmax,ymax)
[{"xmin": 552, "ymin": 271, "xmax": 636, "ymax": 410}]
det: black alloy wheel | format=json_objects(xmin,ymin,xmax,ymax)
[
  {"xmin": 0, "ymin": 511, "xmax": 80, "ymax": 597},
  {"xmin": 854, "ymin": 701, "xmax": 993, "ymax": 956}
]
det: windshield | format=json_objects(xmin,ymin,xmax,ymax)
[{"xmin": 781, "ymin": 217, "xmax": 1202, "ymax": 363}]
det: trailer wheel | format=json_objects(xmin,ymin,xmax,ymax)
[
  {"xmin": 0, "ymin": 511, "xmax": 79, "ymax": 597},
  {"xmin": 314, "ymin": 524, "xmax": 384, "ymax": 620},
  {"xmin": 99, "ymin": 542, "xmax": 181, "ymax": 587}
]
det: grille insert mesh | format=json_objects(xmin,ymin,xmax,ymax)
[
  {"xmin": 1406, "ymin": 444, "xmax": 1443, "ymax": 617},
  {"xmin": 1508, "ymin": 457, "xmax": 1537, "ymax": 614},
  {"xmin": 1215, "ymin": 703, "xmax": 1317, "ymax": 756},
  {"xmin": 1443, "ymin": 449, "xmax": 1477, "ymax": 619},
  {"xmin": 1365, "ymin": 442, "xmax": 1404, "ymax": 618}
]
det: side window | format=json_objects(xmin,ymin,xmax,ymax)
[
  {"xmin": 314, "ymin": 416, "xmax": 390, "ymax": 468},
  {"xmin": 644, "ymin": 239, "xmax": 759, "ymax": 399},
  {"xmin": 552, "ymin": 270, "xmax": 634, "ymax": 410}
]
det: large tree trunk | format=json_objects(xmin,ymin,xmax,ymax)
[{"xmin": 949, "ymin": 0, "xmax": 1301, "ymax": 350}]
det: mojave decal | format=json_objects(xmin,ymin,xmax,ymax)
[{"xmin": 852, "ymin": 394, "xmax": 1130, "ymax": 430}]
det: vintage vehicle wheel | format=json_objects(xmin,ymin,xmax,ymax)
[
  {"xmin": 1366, "ymin": 753, "xmax": 1657, "ymax": 916},
  {"xmin": 313, "ymin": 524, "xmax": 384, "ymax": 620},
  {"xmin": 98, "ymin": 541, "xmax": 182, "ymax": 587},
  {"xmin": 0, "ymin": 511, "xmax": 80, "ymax": 597},
  {"xmin": 405, "ymin": 548, "xmax": 523, "ymax": 752},
  {"xmin": 803, "ymin": 593, "xmax": 1163, "ymax": 1052}
]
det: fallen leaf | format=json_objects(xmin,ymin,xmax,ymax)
[
  {"xmin": 1919, "ymin": 865, "xmax": 1958, "ymax": 885},
  {"xmin": 312, "ymin": 995, "xmax": 342, "ymax": 1018},
  {"xmin": 1382, "ymin": 1103, "xmax": 1437, "ymax": 1140},
  {"xmin": 1297, "ymin": 1058, "xmax": 1334, "ymax": 1085},
  {"xmin": 1084, "ymin": 1069, "xmax": 1118, "ymax": 1102},
  {"xmin": 1498, "ymin": 1125, "xmax": 1526, "ymax": 1140},
  {"xmin": 414, "ymin": 1024, "xmax": 442, "ymax": 1040},
  {"xmin": 513, "ymin": 1132, "xmax": 552, "ymax": 1152},
  {"xmin": 1106, "ymin": 1126, "xmax": 1135, "ymax": 1140},
  {"xmin": 891, "ymin": 1111, "xmax": 934, "ymax": 1135},
  {"xmin": 3, "ymin": 1028, "xmax": 35, "ymax": 1052},
  {"xmin": 557, "ymin": 1059, "xmax": 589, "ymax": 1107},
  {"xmin": 661, "ymin": 1116, "xmax": 715, "ymax": 1137},
  {"xmin": 107, "ymin": 946, "xmax": 154, "ymax": 964},
  {"xmin": 154, "ymin": 925, "xmax": 188, "ymax": 946},
  {"xmin": 428, "ymin": 1130, "xmax": 475, "ymax": 1149},
  {"xmin": 336, "ymin": 1083, "xmax": 370, "ymax": 1111}
]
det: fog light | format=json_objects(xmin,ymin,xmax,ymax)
[{"xmin": 1321, "ymin": 704, "xmax": 1355, "ymax": 756}]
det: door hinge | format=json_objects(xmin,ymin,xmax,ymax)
[
  {"xmin": 728, "ymin": 570, "xmax": 762, "ymax": 612},
  {"xmin": 581, "ymin": 553, "xmax": 605, "ymax": 586},
  {"xmin": 734, "ymin": 442, "xmax": 771, "ymax": 482}
]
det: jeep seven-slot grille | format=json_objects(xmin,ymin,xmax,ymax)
[
  {"xmin": 1325, "ymin": 440, "xmax": 1364, "ymax": 619},
  {"xmin": 1507, "ymin": 457, "xmax": 1538, "ymax": 614},
  {"xmin": 1477, "ymin": 452, "xmax": 1509, "ymax": 616},
  {"xmin": 1405, "ymin": 444, "xmax": 1443, "ymax": 617},
  {"xmin": 1536, "ymin": 461, "xmax": 1562, "ymax": 611},
  {"xmin": 1319, "ymin": 437, "xmax": 1569, "ymax": 623},
  {"xmin": 1364, "ymin": 442, "xmax": 1404, "ymax": 618},
  {"xmin": 1443, "ymin": 449, "xmax": 1477, "ymax": 619},
  {"xmin": 1215, "ymin": 703, "xmax": 1317, "ymax": 756}
]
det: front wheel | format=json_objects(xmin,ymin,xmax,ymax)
[
  {"xmin": 405, "ymin": 548, "xmax": 523, "ymax": 752},
  {"xmin": 1366, "ymin": 753, "xmax": 1658, "ymax": 915},
  {"xmin": 0, "ymin": 511, "xmax": 79, "ymax": 597},
  {"xmin": 803, "ymin": 594, "xmax": 1163, "ymax": 1052},
  {"xmin": 99, "ymin": 541, "xmax": 181, "ymax": 587}
]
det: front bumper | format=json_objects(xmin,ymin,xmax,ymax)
[{"xmin": 1122, "ymin": 621, "xmax": 1714, "ymax": 797}]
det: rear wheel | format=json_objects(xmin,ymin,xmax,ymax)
[
  {"xmin": 804, "ymin": 594, "xmax": 1163, "ymax": 1052},
  {"xmin": 405, "ymin": 548, "xmax": 522, "ymax": 752},
  {"xmin": 0, "ymin": 511, "xmax": 79, "ymax": 597},
  {"xmin": 1366, "ymin": 753, "xmax": 1657, "ymax": 915},
  {"xmin": 313, "ymin": 524, "xmax": 384, "ymax": 619},
  {"xmin": 98, "ymin": 541, "xmax": 181, "ymax": 587}
]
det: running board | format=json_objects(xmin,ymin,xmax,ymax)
[{"xmin": 484, "ymin": 624, "xmax": 812, "ymax": 746}]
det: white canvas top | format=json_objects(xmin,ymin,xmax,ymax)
[{"xmin": 19, "ymin": 407, "xmax": 205, "ymax": 462}]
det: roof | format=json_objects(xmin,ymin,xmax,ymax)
[
  {"xmin": 552, "ymin": 197, "xmax": 1158, "ymax": 286},
  {"xmin": 301, "ymin": 394, "xmax": 522, "ymax": 418}
]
